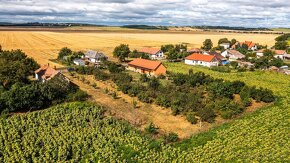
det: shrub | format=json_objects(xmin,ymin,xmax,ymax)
[
  {"xmin": 140, "ymin": 74, "xmax": 150, "ymax": 82},
  {"xmin": 156, "ymin": 96, "xmax": 171, "ymax": 108},
  {"xmin": 67, "ymin": 89, "xmax": 89, "ymax": 101},
  {"xmin": 231, "ymin": 80, "xmax": 246, "ymax": 94},
  {"xmin": 148, "ymin": 77, "xmax": 160, "ymax": 90},
  {"xmin": 137, "ymin": 92, "xmax": 153, "ymax": 103},
  {"xmin": 197, "ymin": 107, "xmax": 216, "ymax": 123},
  {"xmin": 240, "ymin": 86, "xmax": 252, "ymax": 107},
  {"xmin": 111, "ymin": 91, "xmax": 118, "ymax": 99},
  {"xmin": 186, "ymin": 112, "xmax": 198, "ymax": 124},
  {"xmin": 94, "ymin": 70, "xmax": 110, "ymax": 81},
  {"xmin": 145, "ymin": 123, "xmax": 159, "ymax": 135},
  {"xmin": 118, "ymin": 83, "xmax": 132, "ymax": 94},
  {"xmin": 164, "ymin": 132, "xmax": 179, "ymax": 143}
]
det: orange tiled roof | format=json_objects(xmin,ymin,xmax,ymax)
[
  {"xmin": 232, "ymin": 41, "xmax": 256, "ymax": 49},
  {"xmin": 185, "ymin": 53, "xmax": 216, "ymax": 62},
  {"xmin": 128, "ymin": 58, "xmax": 162, "ymax": 70},
  {"xmin": 35, "ymin": 65, "xmax": 59, "ymax": 80},
  {"xmin": 139, "ymin": 47, "xmax": 161, "ymax": 55}
]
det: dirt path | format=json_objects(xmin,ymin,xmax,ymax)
[{"xmin": 64, "ymin": 73, "xmax": 209, "ymax": 138}]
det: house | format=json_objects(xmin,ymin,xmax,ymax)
[
  {"xmin": 237, "ymin": 61, "xmax": 254, "ymax": 68},
  {"xmin": 232, "ymin": 41, "xmax": 258, "ymax": 51},
  {"xmin": 219, "ymin": 43, "xmax": 230, "ymax": 49},
  {"xmin": 139, "ymin": 47, "xmax": 164, "ymax": 60},
  {"xmin": 73, "ymin": 59, "xmax": 86, "ymax": 66},
  {"xmin": 35, "ymin": 65, "xmax": 60, "ymax": 82},
  {"xmin": 221, "ymin": 50, "xmax": 245, "ymax": 61},
  {"xmin": 208, "ymin": 51, "xmax": 228, "ymax": 65},
  {"xmin": 127, "ymin": 58, "xmax": 166, "ymax": 76},
  {"xmin": 185, "ymin": 53, "xmax": 219, "ymax": 67},
  {"xmin": 274, "ymin": 50, "xmax": 289, "ymax": 60},
  {"xmin": 84, "ymin": 50, "xmax": 107, "ymax": 63},
  {"xmin": 256, "ymin": 49, "xmax": 264, "ymax": 58},
  {"xmin": 187, "ymin": 48, "xmax": 203, "ymax": 54}
]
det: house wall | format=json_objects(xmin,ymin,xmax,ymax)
[
  {"xmin": 150, "ymin": 51, "xmax": 164, "ymax": 60},
  {"xmin": 154, "ymin": 64, "xmax": 167, "ymax": 75},
  {"xmin": 256, "ymin": 52, "xmax": 264, "ymax": 58},
  {"xmin": 185, "ymin": 59, "xmax": 218, "ymax": 67}
]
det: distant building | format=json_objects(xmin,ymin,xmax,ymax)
[
  {"xmin": 187, "ymin": 48, "xmax": 203, "ymax": 54},
  {"xmin": 185, "ymin": 53, "xmax": 219, "ymax": 67},
  {"xmin": 221, "ymin": 50, "xmax": 245, "ymax": 61},
  {"xmin": 274, "ymin": 50, "xmax": 289, "ymax": 60},
  {"xmin": 232, "ymin": 41, "xmax": 258, "ymax": 51},
  {"xmin": 73, "ymin": 59, "xmax": 86, "ymax": 66},
  {"xmin": 256, "ymin": 49, "xmax": 265, "ymax": 58},
  {"xmin": 208, "ymin": 51, "xmax": 228, "ymax": 65},
  {"xmin": 127, "ymin": 58, "xmax": 166, "ymax": 76},
  {"xmin": 84, "ymin": 50, "xmax": 108, "ymax": 63},
  {"xmin": 219, "ymin": 43, "xmax": 231, "ymax": 49},
  {"xmin": 139, "ymin": 47, "xmax": 164, "ymax": 60},
  {"xmin": 35, "ymin": 65, "xmax": 60, "ymax": 82}
]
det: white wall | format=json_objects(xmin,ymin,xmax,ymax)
[
  {"xmin": 150, "ymin": 51, "xmax": 164, "ymax": 60},
  {"xmin": 185, "ymin": 59, "xmax": 218, "ymax": 67}
]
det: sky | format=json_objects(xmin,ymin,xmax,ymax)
[{"xmin": 0, "ymin": 0, "xmax": 289, "ymax": 27}]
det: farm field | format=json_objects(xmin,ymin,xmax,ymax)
[{"xmin": 0, "ymin": 29, "xmax": 278, "ymax": 67}]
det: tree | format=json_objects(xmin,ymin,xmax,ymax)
[
  {"xmin": 218, "ymin": 38, "xmax": 230, "ymax": 44},
  {"xmin": 148, "ymin": 77, "xmax": 160, "ymax": 90},
  {"xmin": 263, "ymin": 49, "xmax": 274, "ymax": 58},
  {"xmin": 274, "ymin": 41, "xmax": 288, "ymax": 50},
  {"xmin": 202, "ymin": 39, "xmax": 213, "ymax": 51},
  {"xmin": 145, "ymin": 123, "xmax": 159, "ymax": 134},
  {"xmin": 197, "ymin": 107, "xmax": 216, "ymax": 123},
  {"xmin": 230, "ymin": 39, "xmax": 237, "ymax": 46},
  {"xmin": 0, "ymin": 44, "xmax": 2, "ymax": 52},
  {"xmin": 58, "ymin": 47, "xmax": 72, "ymax": 60},
  {"xmin": 113, "ymin": 44, "xmax": 130, "ymax": 62}
]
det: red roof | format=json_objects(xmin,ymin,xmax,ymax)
[
  {"xmin": 128, "ymin": 58, "xmax": 162, "ymax": 70},
  {"xmin": 185, "ymin": 53, "xmax": 216, "ymax": 62},
  {"xmin": 139, "ymin": 47, "xmax": 161, "ymax": 55},
  {"xmin": 35, "ymin": 65, "xmax": 59, "ymax": 80},
  {"xmin": 274, "ymin": 50, "xmax": 286, "ymax": 55},
  {"xmin": 232, "ymin": 41, "xmax": 256, "ymax": 49}
]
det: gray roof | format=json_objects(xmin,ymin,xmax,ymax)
[
  {"xmin": 85, "ymin": 50, "xmax": 107, "ymax": 59},
  {"xmin": 227, "ymin": 50, "xmax": 245, "ymax": 59}
]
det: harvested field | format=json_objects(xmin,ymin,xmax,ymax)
[{"xmin": 0, "ymin": 28, "xmax": 278, "ymax": 67}]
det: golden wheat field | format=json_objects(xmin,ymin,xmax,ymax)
[{"xmin": 0, "ymin": 28, "xmax": 279, "ymax": 67}]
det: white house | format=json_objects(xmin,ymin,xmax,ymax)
[
  {"xmin": 221, "ymin": 50, "xmax": 245, "ymax": 61},
  {"xmin": 139, "ymin": 47, "xmax": 164, "ymax": 60},
  {"xmin": 219, "ymin": 43, "xmax": 231, "ymax": 49},
  {"xmin": 73, "ymin": 59, "xmax": 86, "ymax": 66},
  {"xmin": 256, "ymin": 49, "xmax": 264, "ymax": 58},
  {"xmin": 274, "ymin": 50, "xmax": 289, "ymax": 60},
  {"xmin": 185, "ymin": 53, "xmax": 219, "ymax": 67},
  {"xmin": 84, "ymin": 50, "xmax": 108, "ymax": 63}
]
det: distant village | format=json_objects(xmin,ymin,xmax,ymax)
[{"xmin": 36, "ymin": 36, "xmax": 290, "ymax": 82}]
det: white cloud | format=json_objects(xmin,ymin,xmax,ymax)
[{"xmin": 0, "ymin": 0, "xmax": 289, "ymax": 27}]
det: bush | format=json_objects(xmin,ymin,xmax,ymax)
[
  {"xmin": 140, "ymin": 74, "xmax": 150, "ymax": 82},
  {"xmin": 197, "ymin": 107, "xmax": 216, "ymax": 123},
  {"xmin": 148, "ymin": 77, "xmax": 160, "ymax": 90},
  {"xmin": 231, "ymin": 80, "xmax": 246, "ymax": 94},
  {"xmin": 164, "ymin": 132, "xmax": 179, "ymax": 143},
  {"xmin": 67, "ymin": 89, "xmax": 89, "ymax": 101},
  {"xmin": 94, "ymin": 70, "xmax": 110, "ymax": 81},
  {"xmin": 137, "ymin": 92, "xmax": 153, "ymax": 103},
  {"xmin": 145, "ymin": 123, "xmax": 159, "ymax": 134},
  {"xmin": 216, "ymin": 99, "xmax": 243, "ymax": 119},
  {"xmin": 156, "ymin": 96, "xmax": 171, "ymax": 108},
  {"xmin": 107, "ymin": 62, "xmax": 124, "ymax": 73},
  {"xmin": 240, "ymin": 86, "xmax": 252, "ymax": 107},
  {"xmin": 186, "ymin": 112, "xmax": 198, "ymax": 124}
]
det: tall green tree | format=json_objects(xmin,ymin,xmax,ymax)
[
  {"xmin": 113, "ymin": 44, "xmax": 130, "ymax": 62},
  {"xmin": 274, "ymin": 41, "xmax": 288, "ymax": 50},
  {"xmin": 202, "ymin": 39, "xmax": 213, "ymax": 51},
  {"xmin": 58, "ymin": 47, "xmax": 72, "ymax": 60},
  {"xmin": 218, "ymin": 38, "xmax": 230, "ymax": 44}
]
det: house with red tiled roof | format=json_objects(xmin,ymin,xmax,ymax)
[
  {"xmin": 138, "ymin": 47, "xmax": 164, "ymax": 60},
  {"xmin": 35, "ymin": 65, "xmax": 60, "ymax": 82},
  {"xmin": 273, "ymin": 50, "xmax": 290, "ymax": 60},
  {"xmin": 187, "ymin": 48, "xmax": 203, "ymax": 54},
  {"xmin": 127, "ymin": 58, "xmax": 166, "ymax": 76},
  {"xmin": 232, "ymin": 41, "xmax": 258, "ymax": 51},
  {"xmin": 185, "ymin": 53, "xmax": 219, "ymax": 67},
  {"xmin": 221, "ymin": 50, "xmax": 245, "ymax": 61}
]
